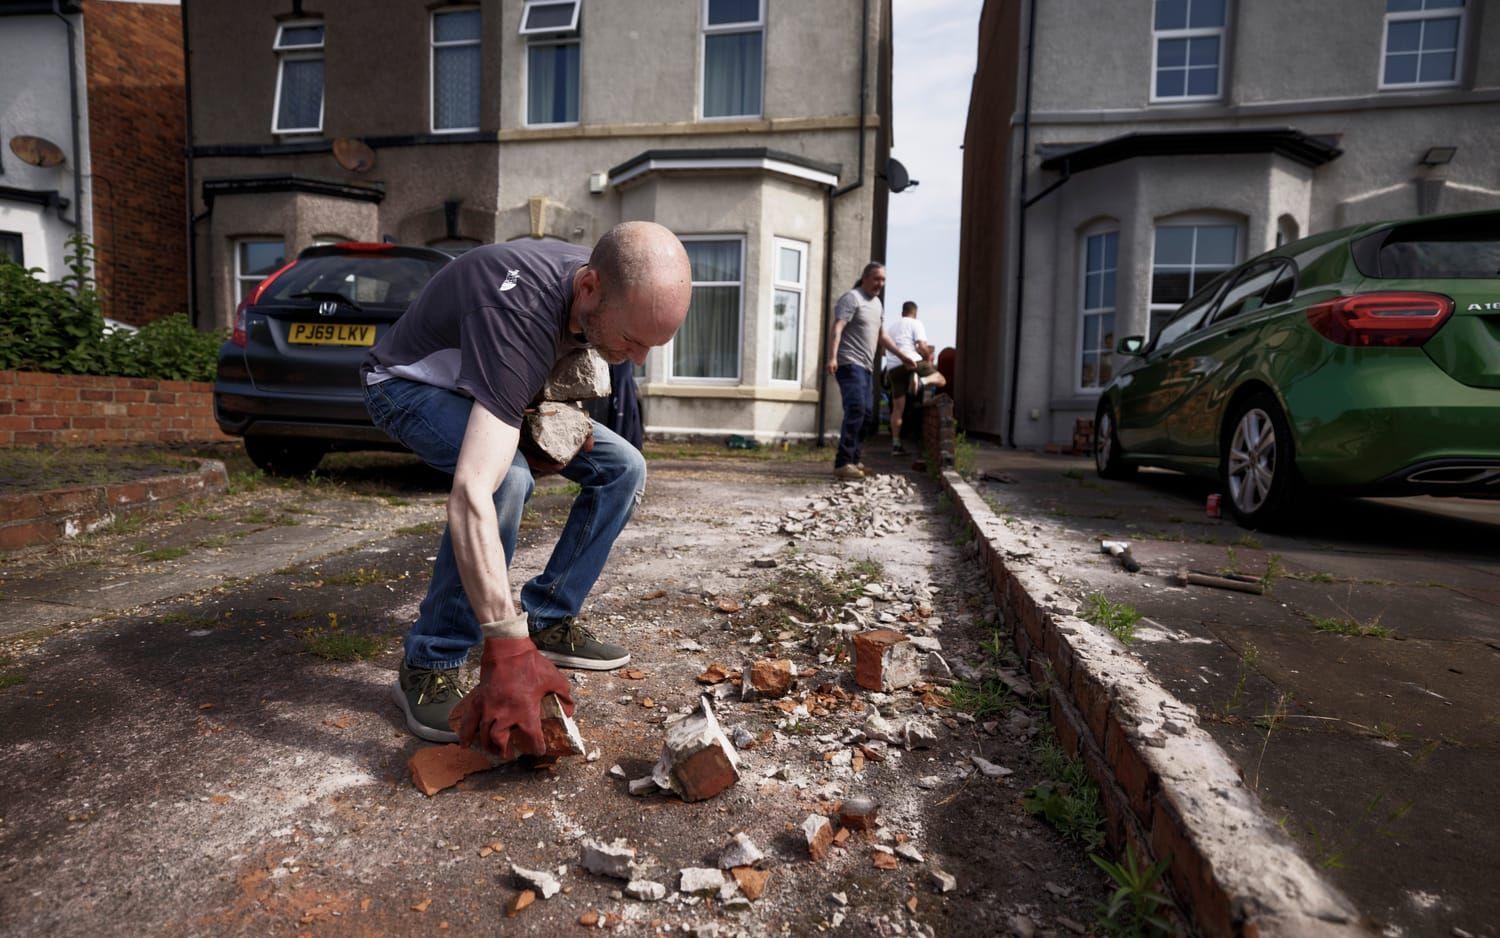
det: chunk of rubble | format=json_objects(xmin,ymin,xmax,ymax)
[
  {"xmin": 538, "ymin": 693, "xmax": 586, "ymax": 756},
  {"xmin": 862, "ymin": 712, "xmax": 902, "ymax": 745},
  {"xmin": 908, "ymin": 636, "xmax": 942, "ymax": 653},
  {"xmin": 731, "ymin": 866, "xmax": 770, "ymax": 901},
  {"xmin": 895, "ymin": 843, "xmax": 925, "ymax": 863},
  {"xmin": 803, "ymin": 814, "xmax": 834, "ymax": 860},
  {"xmin": 652, "ymin": 697, "xmax": 741, "ymax": 802},
  {"xmin": 523, "ymin": 403, "xmax": 594, "ymax": 465},
  {"xmin": 970, "ymin": 754, "xmax": 1013, "ymax": 778},
  {"xmin": 624, "ymin": 880, "xmax": 666, "ymax": 902},
  {"xmin": 542, "ymin": 348, "xmax": 612, "ymax": 401},
  {"xmin": 717, "ymin": 833, "xmax": 764, "ymax": 869},
  {"xmin": 851, "ymin": 629, "xmax": 922, "ymax": 691},
  {"xmin": 930, "ymin": 870, "xmax": 957, "ymax": 893},
  {"xmin": 742, "ymin": 659, "xmax": 795, "ymax": 699},
  {"xmin": 925, "ymin": 652, "xmax": 953, "ymax": 680},
  {"xmin": 579, "ymin": 838, "xmax": 637, "ymax": 880},
  {"xmin": 628, "ymin": 776, "xmax": 662, "ymax": 796},
  {"xmin": 407, "ymin": 745, "xmax": 496, "ymax": 797},
  {"xmin": 511, "ymin": 865, "xmax": 561, "ymax": 899},
  {"xmin": 838, "ymin": 794, "xmax": 880, "ymax": 831},
  {"xmin": 903, "ymin": 720, "xmax": 939, "ymax": 750},
  {"xmin": 678, "ymin": 867, "xmax": 727, "ymax": 895}
]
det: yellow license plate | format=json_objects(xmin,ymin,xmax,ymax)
[{"xmin": 288, "ymin": 322, "xmax": 376, "ymax": 346}]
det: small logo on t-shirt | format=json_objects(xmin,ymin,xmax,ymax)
[{"xmin": 500, "ymin": 269, "xmax": 521, "ymax": 292}]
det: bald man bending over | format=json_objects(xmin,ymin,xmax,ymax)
[{"xmin": 362, "ymin": 222, "xmax": 691, "ymax": 759}]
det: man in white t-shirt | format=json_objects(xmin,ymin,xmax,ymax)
[{"xmin": 883, "ymin": 301, "xmax": 946, "ymax": 455}]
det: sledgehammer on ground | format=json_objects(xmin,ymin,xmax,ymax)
[{"xmin": 1100, "ymin": 539, "xmax": 1141, "ymax": 573}]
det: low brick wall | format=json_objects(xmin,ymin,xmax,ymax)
[
  {"xmin": 940, "ymin": 470, "xmax": 1367, "ymax": 937},
  {"xmin": 0, "ymin": 370, "xmax": 231, "ymax": 446},
  {"xmin": 0, "ymin": 458, "xmax": 228, "ymax": 551}
]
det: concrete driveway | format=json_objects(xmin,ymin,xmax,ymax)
[{"xmin": 964, "ymin": 444, "xmax": 1500, "ymax": 938}]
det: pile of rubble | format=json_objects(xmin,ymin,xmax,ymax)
[{"xmin": 757, "ymin": 473, "xmax": 920, "ymax": 541}]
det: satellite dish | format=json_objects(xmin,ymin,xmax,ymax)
[
  {"xmin": 884, "ymin": 157, "xmax": 919, "ymax": 194},
  {"xmin": 332, "ymin": 137, "xmax": 376, "ymax": 173},
  {"xmin": 10, "ymin": 135, "xmax": 65, "ymax": 168}
]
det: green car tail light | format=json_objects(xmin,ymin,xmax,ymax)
[{"xmin": 1305, "ymin": 291, "xmax": 1455, "ymax": 347}]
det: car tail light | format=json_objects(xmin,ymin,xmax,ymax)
[
  {"xmin": 333, "ymin": 241, "xmax": 394, "ymax": 252},
  {"xmin": 1305, "ymin": 291, "xmax": 1455, "ymax": 347},
  {"xmin": 231, "ymin": 259, "xmax": 297, "ymax": 348}
]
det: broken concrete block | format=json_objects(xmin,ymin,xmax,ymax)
[
  {"xmin": 580, "ymin": 838, "xmax": 637, "ymax": 880},
  {"xmin": 930, "ymin": 870, "xmax": 957, "ymax": 893},
  {"xmin": 512, "ymin": 865, "xmax": 561, "ymax": 899},
  {"xmin": 628, "ymin": 776, "xmax": 662, "ymax": 796},
  {"xmin": 730, "ymin": 725, "xmax": 757, "ymax": 750},
  {"xmin": 803, "ymin": 814, "xmax": 834, "ymax": 860},
  {"xmin": 543, "ymin": 348, "xmax": 612, "ymax": 402},
  {"xmin": 895, "ymin": 843, "xmax": 924, "ymax": 863},
  {"xmin": 523, "ymin": 402, "xmax": 594, "ymax": 465},
  {"xmin": 652, "ymin": 697, "xmax": 741, "ymax": 802},
  {"xmin": 903, "ymin": 720, "xmax": 939, "ymax": 750},
  {"xmin": 624, "ymin": 880, "xmax": 666, "ymax": 902},
  {"xmin": 908, "ymin": 636, "xmax": 942, "ymax": 653},
  {"xmin": 837, "ymin": 794, "xmax": 880, "ymax": 831},
  {"xmin": 971, "ymin": 754, "xmax": 1013, "ymax": 778},
  {"xmin": 742, "ymin": 659, "xmax": 795, "ymax": 699},
  {"xmin": 679, "ymin": 868, "xmax": 727, "ymax": 896},
  {"xmin": 851, "ymin": 629, "xmax": 922, "ymax": 691},
  {"xmin": 862, "ymin": 712, "xmax": 902, "ymax": 745},
  {"xmin": 407, "ymin": 744, "xmax": 497, "ymax": 797},
  {"xmin": 717, "ymin": 833, "xmax": 764, "ymax": 869}
]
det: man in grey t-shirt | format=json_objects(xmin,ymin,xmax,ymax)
[
  {"xmin": 363, "ymin": 223, "xmax": 691, "ymax": 760},
  {"xmin": 825, "ymin": 262, "xmax": 918, "ymax": 479}
]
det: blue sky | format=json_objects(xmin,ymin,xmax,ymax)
[{"xmin": 884, "ymin": 0, "xmax": 982, "ymax": 351}]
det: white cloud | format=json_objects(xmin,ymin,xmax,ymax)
[{"xmin": 884, "ymin": 0, "xmax": 983, "ymax": 351}]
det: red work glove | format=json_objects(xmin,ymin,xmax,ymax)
[{"xmin": 449, "ymin": 617, "xmax": 575, "ymax": 761}]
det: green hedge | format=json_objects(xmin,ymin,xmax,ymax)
[{"xmin": 0, "ymin": 234, "xmax": 225, "ymax": 383}]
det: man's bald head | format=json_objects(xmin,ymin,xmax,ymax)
[{"xmin": 573, "ymin": 221, "xmax": 692, "ymax": 365}]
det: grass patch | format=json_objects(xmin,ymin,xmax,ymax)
[
  {"xmin": 301, "ymin": 614, "xmax": 385, "ymax": 661},
  {"xmin": 0, "ymin": 673, "xmax": 26, "ymax": 690},
  {"xmin": 240, "ymin": 507, "xmax": 300, "ymax": 527},
  {"xmin": 954, "ymin": 431, "xmax": 977, "ymax": 478},
  {"xmin": 138, "ymin": 546, "xmax": 190, "ymax": 562},
  {"xmin": 1286, "ymin": 570, "xmax": 1338, "ymax": 583},
  {"xmin": 396, "ymin": 520, "xmax": 445, "ymax": 537},
  {"xmin": 1235, "ymin": 533, "xmax": 1264, "ymax": 549},
  {"xmin": 1091, "ymin": 847, "xmax": 1176, "ymax": 937},
  {"xmin": 1310, "ymin": 615, "xmax": 1393, "ymax": 639},
  {"xmin": 947, "ymin": 678, "xmax": 1013, "ymax": 720},
  {"xmin": 1024, "ymin": 735, "xmax": 1106, "ymax": 852},
  {"xmin": 1082, "ymin": 593, "xmax": 1143, "ymax": 644},
  {"xmin": 322, "ymin": 567, "xmax": 395, "ymax": 587}
]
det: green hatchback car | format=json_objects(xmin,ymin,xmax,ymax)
[{"xmin": 1095, "ymin": 209, "xmax": 1500, "ymax": 528}]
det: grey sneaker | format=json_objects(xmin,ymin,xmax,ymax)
[
  {"xmin": 532, "ymin": 618, "xmax": 630, "ymax": 670},
  {"xmin": 835, "ymin": 464, "xmax": 864, "ymax": 481},
  {"xmin": 390, "ymin": 660, "xmax": 467, "ymax": 742}
]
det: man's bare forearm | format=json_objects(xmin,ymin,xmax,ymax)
[{"xmin": 449, "ymin": 405, "xmax": 523, "ymax": 625}]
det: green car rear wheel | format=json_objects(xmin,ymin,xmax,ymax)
[{"xmin": 1221, "ymin": 392, "xmax": 1300, "ymax": 528}]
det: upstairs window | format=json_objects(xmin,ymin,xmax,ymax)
[
  {"xmin": 521, "ymin": 0, "xmax": 581, "ymax": 126},
  {"xmin": 432, "ymin": 8, "xmax": 482, "ymax": 132},
  {"xmin": 702, "ymin": 0, "xmax": 764, "ymax": 118},
  {"xmin": 1381, "ymin": 0, "xmax": 1465, "ymax": 88},
  {"xmin": 272, "ymin": 21, "xmax": 324, "ymax": 133},
  {"xmin": 1151, "ymin": 0, "xmax": 1225, "ymax": 102}
]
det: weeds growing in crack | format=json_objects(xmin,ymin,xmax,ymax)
[
  {"xmin": 1023, "ymin": 734, "xmax": 1106, "ymax": 853},
  {"xmin": 1235, "ymin": 533, "xmax": 1263, "ymax": 550},
  {"xmin": 1222, "ymin": 642, "xmax": 1260, "ymax": 716},
  {"xmin": 1090, "ymin": 846, "xmax": 1176, "ymax": 937},
  {"xmin": 322, "ymin": 566, "xmax": 401, "ymax": 587},
  {"xmin": 1262, "ymin": 553, "xmax": 1284, "ymax": 590},
  {"xmin": 1309, "ymin": 614, "xmax": 1393, "ymax": 639},
  {"xmin": 1252, "ymin": 691, "xmax": 1290, "ymax": 791},
  {"xmin": 301, "ymin": 612, "xmax": 386, "ymax": 662},
  {"xmin": 954, "ymin": 431, "xmax": 977, "ymax": 478},
  {"xmin": 136, "ymin": 545, "xmax": 189, "ymax": 563},
  {"xmin": 1083, "ymin": 593, "xmax": 1142, "ymax": 644},
  {"xmin": 947, "ymin": 678, "xmax": 1014, "ymax": 720}
]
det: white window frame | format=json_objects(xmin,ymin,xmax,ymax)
[
  {"xmin": 668, "ymin": 234, "xmax": 746, "ymax": 385},
  {"xmin": 1076, "ymin": 229, "xmax": 1119, "ymax": 395},
  {"xmin": 430, "ymin": 7, "xmax": 482, "ymax": 134},
  {"xmin": 1378, "ymin": 0, "xmax": 1466, "ymax": 91},
  {"xmin": 699, "ymin": 0, "xmax": 766, "ymax": 121},
  {"xmin": 1149, "ymin": 0, "xmax": 1226, "ymax": 105},
  {"xmin": 519, "ymin": 0, "xmax": 581, "ymax": 36},
  {"xmin": 523, "ymin": 37, "xmax": 582, "ymax": 128},
  {"xmin": 769, "ymin": 237, "xmax": 807, "ymax": 386},
  {"xmin": 271, "ymin": 20, "xmax": 325, "ymax": 135},
  {"xmin": 235, "ymin": 238, "xmax": 286, "ymax": 305},
  {"xmin": 1148, "ymin": 217, "xmax": 1241, "ymax": 341}
]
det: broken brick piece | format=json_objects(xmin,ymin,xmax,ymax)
[
  {"xmin": 851, "ymin": 629, "xmax": 922, "ymax": 691},
  {"xmin": 653, "ymin": 698, "xmax": 740, "ymax": 802},
  {"xmin": 408, "ymin": 745, "xmax": 496, "ymax": 797},
  {"xmin": 871, "ymin": 850, "xmax": 899, "ymax": 870},
  {"xmin": 744, "ymin": 659, "xmax": 795, "ymax": 699},
  {"xmin": 539, "ymin": 694, "xmax": 586, "ymax": 757},
  {"xmin": 696, "ymin": 663, "xmax": 731, "ymax": 685},
  {"xmin": 508, "ymin": 890, "xmax": 535, "ymax": 916},
  {"xmin": 838, "ymin": 794, "xmax": 880, "ymax": 831},
  {"xmin": 715, "ymin": 598, "xmax": 742, "ymax": 613},
  {"xmin": 803, "ymin": 814, "xmax": 834, "ymax": 860},
  {"xmin": 731, "ymin": 866, "xmax": 770, "ymax": 901}
]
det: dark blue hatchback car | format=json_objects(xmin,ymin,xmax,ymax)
[{"xmin": 214, "ymin": 242, "xmax": 450, "ymax": 475}]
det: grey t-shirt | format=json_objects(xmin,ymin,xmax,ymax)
[
  {"xmin": 365, "ymin": 240, "xmax": 589, "ymax": 429},
  {"xmin": 834, "ymin": 287, "xmax": 882, "ymax": 371}
]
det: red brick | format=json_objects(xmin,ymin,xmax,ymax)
[
  {"xmin": 115, "ymin": 390, "xmax": 147, "ymax": 403},
  {"xmin": 147, "ymin": 390, "xmax": 177, "ymax": 404},
  {"xmin": 851, "ymin": 629, "xmax": 921, "ymax": 692},
  {"xmin": 14, "ymin": 401, "xmax": 49, "ymax": 416},
  {"xmin": 0, "ymin": 371, "xmax": 16, "ymax": 385},
  {"xmin": 16, "ymin": 371, "xmax": 58, "ymax": 386},
  {"xmin": 80, "ymin": 389, "xmax": 114, "ymax": 402},
  {"xmin": 0, "ymin": 520, "xmax": 61, "ymax": 551},
  {"xmin": 0, "ymin": 415, "xmax": 31, "ymax": 431},
  {"xmin": 38, "ymin": 386, "xmax": 77, "ymax": 402},
  {"xmin": 1105, "ymin": 714, "xmax": 1155, "ymax": 824},
  {"xmin": 32, "ymin": 417, "xmax": 69, "ymax": 430},
  {"xmin": 408, "ymin": 744, "xmax": 495, "ymax": 797}
]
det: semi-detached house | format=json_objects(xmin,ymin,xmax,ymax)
[
  {"xmin": 957, "ymin": 0, "xmax": 1500, "ymax": 447},
  {"xmin": 186, "ymin": 0, "xmax": 894, "ymax": 442}
]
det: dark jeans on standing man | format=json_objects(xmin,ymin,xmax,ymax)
[{"xmin": 835, "ymin": 363, "xmax": 871, "ymax": 469}]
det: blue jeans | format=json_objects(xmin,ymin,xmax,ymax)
[
  {"xmin": 362, "ymin": 377, "xmax": 647, "ymax": 669},
  {"xmin": 835, "ymin": 363, "xmax": 872, "ymax": 468}
]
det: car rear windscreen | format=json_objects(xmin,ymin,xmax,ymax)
[
  {"xmin": 261, "ymin": 255, "xmax": 446, "ymax": 307},
  {"xmin": 1356, "ymin": 214, "xmax": 1500, "ymax": 279}
]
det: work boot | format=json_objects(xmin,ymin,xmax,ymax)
[
  {"xmin": 390, "ymin": 660, "xmax": 467, "ymax": 743},
  {"xmin": 835, "ymin": 464, "xmax": 864, "ymax": 481},
  {"xmin": 532, "ymin": 617, "xmax": 630, "ymax": 670}
]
